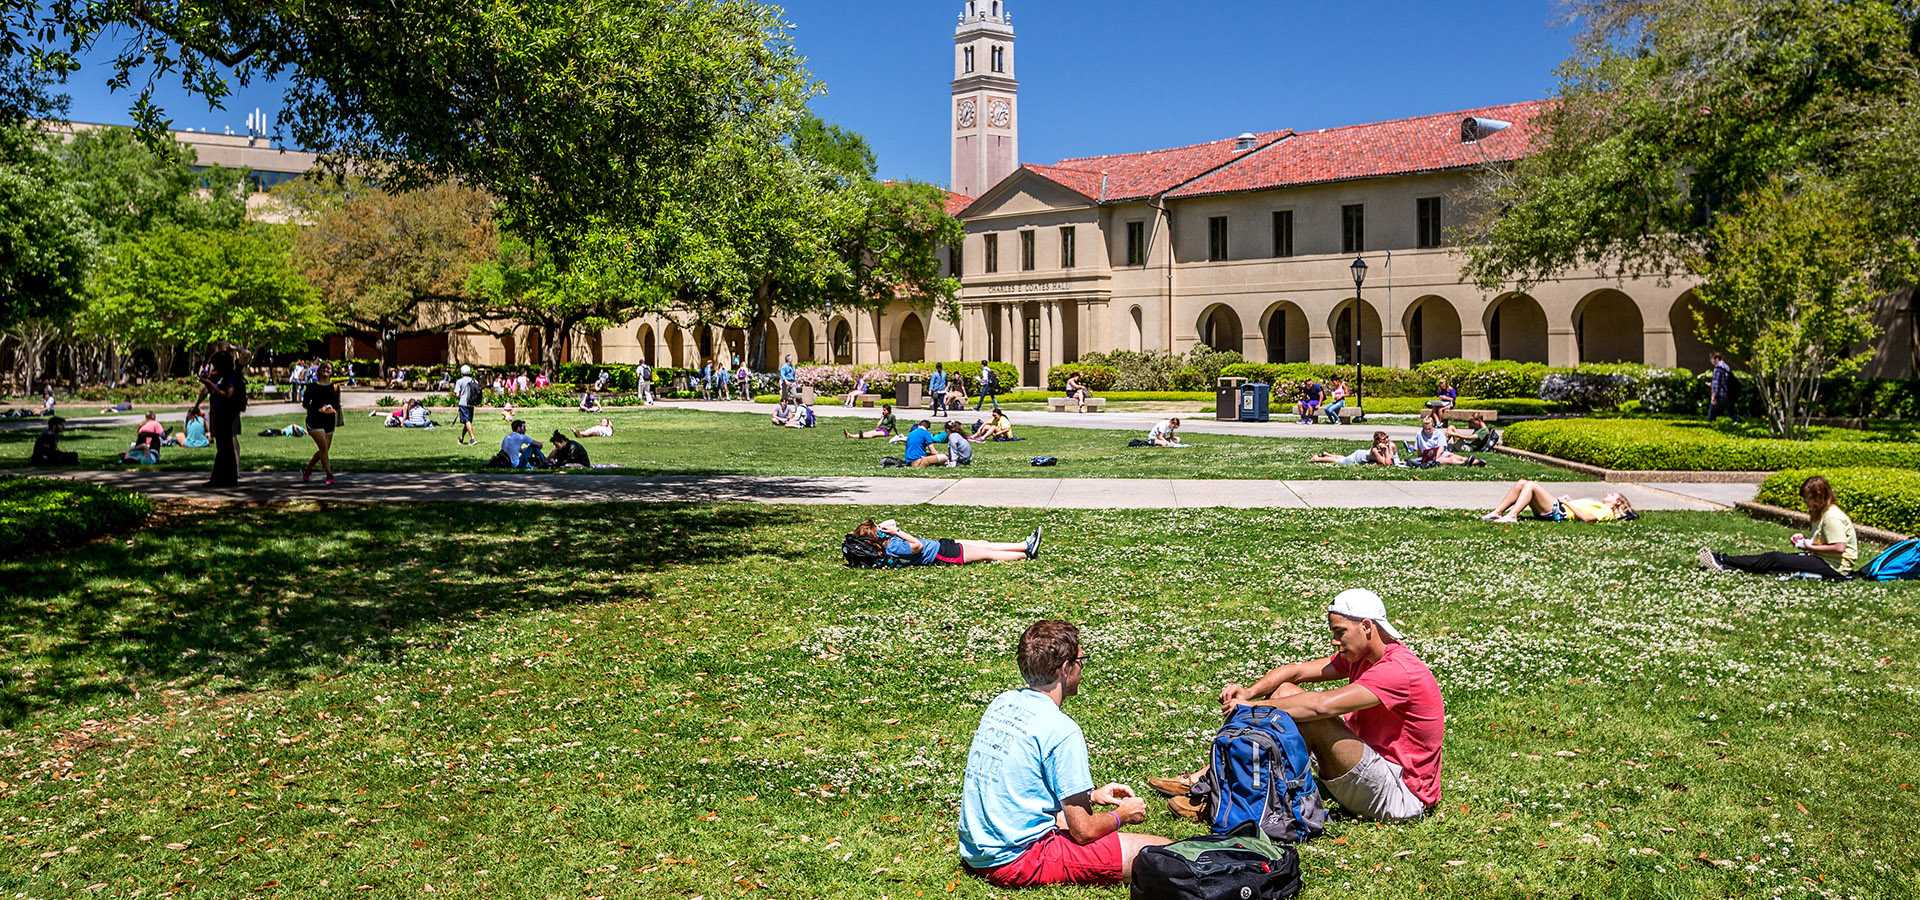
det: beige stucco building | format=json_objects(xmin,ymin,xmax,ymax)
[{"xmin": 588, "ymin": 1, "xmax": 1911, "ymax": 384}]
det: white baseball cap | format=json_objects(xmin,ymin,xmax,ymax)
[
  {"xmin": 460, "ymin": 365, "xmax": 472, "ymax": 375},
  {"xmin": 1327, "ymin": 588, "xmax": 1403, "ymax": 641}
]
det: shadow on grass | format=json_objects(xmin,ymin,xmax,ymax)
[{"xmin": 0, "ymin": 502, "xmax": 808, "ymax": 726}]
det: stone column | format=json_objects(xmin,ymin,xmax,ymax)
[
  {"xmin": 1459, "ymin": 328, "xmax": 1490, "ymax": 361},
  {"xmin": 1086, "ymin": 301, "xmax": 1111, "ymax": 355},
  {"xmin": 1308, "ymin": 330, "xmax": 1336, "ymax": 365},
  {"xmin": 1036, "ymin": 302, "xmax": 1055, "ymax": 385},
  {"xmin": 1643, "ymin": 327, "xmax": 1678, "ymax": 368},
  {"xmin": 1001, "ymin": 304, "xmax": 1020, "ymax": 367},
  {"xmin": 1548, "ymin": 327, "xmax": 1580, "ymax": 367}
]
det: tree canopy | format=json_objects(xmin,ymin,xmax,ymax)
[
  {"xmin": 0, "ymin": 121, "xmax": 92, "ymax": 329},
  {"xmin": 80, "ymin": 224, "xmax": 332, "ymax": 358}
]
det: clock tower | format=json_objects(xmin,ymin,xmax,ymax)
[{"xmin": 951, "ymin": 0, "xmax": 1017, "ymax": 198}]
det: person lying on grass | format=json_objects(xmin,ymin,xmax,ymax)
[
  {"xmin": 575, "ymin": 418, "xmax": 615, "ymax": 438},
  {"xmin": 1150, "ymin": 589, "xmax": 1444, "ymax": 824},
  {"xmin": 844, "ymin": 403, "xmax": 897, "ymax": 440},
  {"xmin": 1411, "ymin": 416, "xmax": 1481, "ymax": 466},
  {"xmin": 1481, "ymin": 480, "xmax": 1637, "ymax": 524},
  {"xmin": 972, "ymin": 407, "xmax": 1014, "ymax": 442},
  {"xmin": 1147, "ymin": 417, "xmax": 1183, "ymax": 447},
  {"xmin": 1698, "ymin": 475, "xmax": 1857, "ymax": 580},
  {"xmin": 1310, "ymin": 431, "xmax": 1399, "ymax": 466},
  {"xmin": 854, "ymin": 518, "xmax": 1040, "ymax": 566},
  {"xmin": 960, "ymin": 620, "xmax": 1173, "ymax": 888}
]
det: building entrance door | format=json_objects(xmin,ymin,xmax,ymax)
[{"xmin": 1023, "ymin": 308, "xmax": 1042, "ymax": 386}]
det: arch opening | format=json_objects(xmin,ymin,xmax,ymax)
[
  {"xmin": 1330, "ymin": 299, "xmax": 1383, "ymax": 366},
  {"xmin": 1486, "ymin": 294, "xmax": 1548, "ymax": 363},
  {"xmin": 636, "ymin": 324, "xmax": 657, "ymax": 368},
  {"xmin": 895, "ymin": 313, "xmax": 927, "ymax": 363},
  {"xmin": 1196, "ymin": 304, "xmax": 1243, "ymax": 354},
  {"xmin": 1128, "ymin": 306, "xmax": 1144, "ymax": 352},
  {"xmin": 1260, "ymin": 301, "xmax": 1310, "ymax": 363},
  {"xmin": 830, "ymin": 319, "xmax": 854, "ymax": 365},
  {"xmin": 789, "ymin": 318, "xmax": 817, "ymax": 364},
  {"xmin": 1574, "ymin": 290, "xmax": 1645, "ymax": 363},
  {"xmin": 1403, "ymin": 296, "xmax": 1463, "ymax": 366}
]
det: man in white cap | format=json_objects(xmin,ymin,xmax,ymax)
[
  {"xmin": 1149, "ymin": 588, "xmax": 1445, "ymax": 823},
  {"xmin": 452, "ymin": 364, "xmax": 483, "ymax": 446}
]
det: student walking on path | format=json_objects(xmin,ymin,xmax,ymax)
[
  {"xmin": 1708, "ymin": 352, "xmax": 1735, "ymax": 421},
  {"xmin": 301, "ymin": 363, "xmax": 341, "ymax": 485},
  {"xmin": 929, "ymin": 364, "xmax": 949, "ymax": 418},
  {"xmin": 974, "ymin": 361, "xmax": 1000, "ymax": 411},
  {"xmin": 197, "ymin": 349, "xmax": 246, "ymax": 487},
  {"xmin": 453, "ymin": 365, "xmax": 483, "ymax": 446}
]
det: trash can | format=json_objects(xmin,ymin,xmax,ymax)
[
  {"xmin": 895, "ymin": 378, "xmax": 924, "ymax": 409},
  {"xmin": 1215, "ymin": 377, "xmax": 1246, "ymax": 421},
  {"xmin": 1239, "ymin": 382, "xmax": 1272, "ymax": 422},
  {"xmin": 800, "ymin": 386, "xmax": 816, "ymax": 406}
]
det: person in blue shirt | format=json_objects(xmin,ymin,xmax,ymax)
[
  {"xmin": 958, "ymin": 620, "xmax": 1171, "ymax": 888},
  {"xmin": 901, "ymin": 420, "xmax": 947, "ymax": 468},
  {"xmin": 1708, "ymin": 351, "xmax": 1734, "ymax": 421},
  {"xmin": 498, "ymin": 419, "xmax": 548, "ymax": 470},
  {"xmin": 779, "ymin": 354, "xmax": 798, "ymax": 401},
  {"xmin": 853, "ymin": 518, "xmax": 1040, "ymax": 567},
  {"xmin": 929, "ymin": 364, "xmax": 949, "ymax": 418}
]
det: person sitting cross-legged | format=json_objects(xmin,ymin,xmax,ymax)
[
  {"xmin": 844, "ymin": 403, "xmax": 897, "ymax": 440},
  {"xmin": 972, "ymin": 407, "xmax": 1013, "ymax": 442},
  {"xmin": 902, "ymin": 419, "xmax": 947, "ymax": 468},
  {"xmin": 29, "ymin": 417, "xmax": 79, "ymax": 466},
  {"xmin": 959, "ymin": 620, "xmax": 1173, "ymax": 889},
  {"xmin": 1147, "ymin": 417, "xmax": 1183, "ymax": 447},
  {"xmin": 496, "ymin": 419, "xmax": 548, "ymax": 470},
  {"xmin": 1150, "ymin": 589, "xmax": 1444, "ymax": 825},
  {"xmin": 545, "ymin": 431, "xmax": 591, "ymax": 468}
]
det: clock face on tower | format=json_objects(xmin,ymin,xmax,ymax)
[
  {"xmin": 956, "ymin": 99, "xmax": 977, "ymax": 129},
  {"xmin": 988, "ymin": 98, "xmax": 1011, "ymax": 129}
]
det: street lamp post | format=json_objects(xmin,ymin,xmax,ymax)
[{"xmin": 1349, "ymin": 256, "xmax": 1368, "ymax": 423}]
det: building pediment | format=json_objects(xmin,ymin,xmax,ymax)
[{"xmin": 960, "ymin": 166, "xmax": 1098, "ymax": 219}]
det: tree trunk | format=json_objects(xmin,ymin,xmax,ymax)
[{"xmin": 746, "ymin": 281, "xmax": 775, "ymax": 374}]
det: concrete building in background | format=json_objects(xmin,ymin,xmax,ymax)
[
  {"xmin": 48, "ymin": 117, "xmax": 317, "ymax": 224},
  {"xmin": 605, "ymin": 0, "xmax": 1912, "ymax": 383}
]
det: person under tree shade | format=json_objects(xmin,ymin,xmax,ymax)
[
  {"xmin": 196, "ymin": 349, "xmax": 247, "ymax": 487},
  {"xmin": 1699, "ymin": 475, "xmax": 1857, "ymax": 580},
  {"xmin": 29, "ymin": 417, "xmax": 78, "ymax": 466},
  {"xmin": 302, "ymin": 362, "xmax": 341, "ymax": 486}
]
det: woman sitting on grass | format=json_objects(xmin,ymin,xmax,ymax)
[
  {"xmin": 1311, "ymin": 431, "xmax": 1400, "ymax": 466},
  {"xmin": 181, "ymin": 407, "xmax": 211, "ymax": 448},
  {"xmin": 578, "ymin": 390, "xmax": 601, "ymax": 412},
  {"xmin": 1482, "ymin": 480, "xmax": 1637, "ymax": 524},
  {"xmin": 853, "ymin": 518, "xmax": 1040, "ymax": 566},
  {"xmin": 972, "ymin": 407, "xmax": 1014, "ymax": 442},
  {"xmin": 1698, "ymin": 475, "xmax": 1856, "ymax": 580},
  {"xmin": 30, "ymin": 417, "xmax": 78, "ymax": 466},
  {"xmin": 844, "ymin": 403, "xmax": 897, "ymax": 440}
]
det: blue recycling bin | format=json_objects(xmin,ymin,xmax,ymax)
[{"xmin": 1238, "ymin": 382, "xmax": 1272, "ymax": 422}]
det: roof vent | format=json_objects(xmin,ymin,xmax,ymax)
[
  {"xmin": 1233, "ymin": 132, "xmax": 1258, "ymax": 152},
  {"xmin": 1461, "ymin": 116, "xmax": 1512, "ymax": 143}
]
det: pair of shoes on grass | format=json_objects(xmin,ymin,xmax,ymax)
[
  {"xmin": 1697, "ymin": 546, "xmax": 1725, "ymax": 572},
  {"xmin": 1147, "ymin": 775, "xmax": 1203, "ymax": 820},
  {"xmin": 1025, "ymin": 526, "xmax": 1043, "ymax": 560}
]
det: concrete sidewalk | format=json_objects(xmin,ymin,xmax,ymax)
[{"xmin": 40, "ymin": 469, "xmax": 1756, "ymax": 511}]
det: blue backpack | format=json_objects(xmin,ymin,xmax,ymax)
[
  {"xmin": 1857, "ymin": 538, "xmax": 1920, "ymax": 581},
  {"xmin": 1194, "ymin": 705, "xmax": 1327, "ymax": 843}
]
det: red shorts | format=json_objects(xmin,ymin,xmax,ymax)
[
  {"xmin": 968, "ymin": 829, "xmax": 1123, "ymax": 888},
  {"xmin": 935, "ymin": 538, "xmax": 965, "ymax": 565}
]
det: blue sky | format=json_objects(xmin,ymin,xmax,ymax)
[{"xmin": 56, "ymin": 1, "xmax": 1577, "ymax": 187}]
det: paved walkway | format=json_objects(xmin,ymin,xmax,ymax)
[{"xmin": 42, "ymin": 469, "xmax": 1758, "ymax": 511}]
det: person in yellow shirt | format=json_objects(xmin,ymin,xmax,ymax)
[
  {"xmin": 1699, "ymin": 475, "xmax": 1857, "ymax": 580},
  {"xmin": 1480, "ymin": 480, "xmax": 1638, "ymax": 524}
]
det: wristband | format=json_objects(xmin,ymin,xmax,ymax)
[{"xmin": 1112, "ymin": 810, "xmax": 1123, "ymax": 831}]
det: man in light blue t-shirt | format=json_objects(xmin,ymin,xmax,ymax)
[{"xmin": 958, "ymin": 621, "xmax": 1170, "ymax": 889}]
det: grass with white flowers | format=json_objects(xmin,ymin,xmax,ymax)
[{"xmin": 2, "ymin": 503, "xmax": 1915, "ymax": 898}]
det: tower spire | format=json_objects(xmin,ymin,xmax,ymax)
[{"xmin": 951, "ymin": 0, "xmax": 1017, "ymax": 196}]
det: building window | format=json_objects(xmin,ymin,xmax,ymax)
[
  {"xmin": 1342, "ymin": 204, "xmax": 1365, "ymax": 254},
  {"xmin": 1020, "ymin": 230, "xmax": 1036, "ymax": 271},
  {"xmin": 991, "ymin": 46, "xmax": 1004, "ymax": 73},
  {"xmin": 949, "ymin": 245, "xmax": 963, "ymax": 277},
  {"xmin": 1060, "ymin": 226, "xmax": 1076, "ymax": 269},
  {"xmin": 964, "ymin": 47, "xmax": 974, "ymax": 74},
  {"xmin": 984, "ymin": 233, "xmax": 999, "ymax": 273},
  {"xmin": 1208, "ymin": 216, "xmax": 1229, "ymax": 262},
  {"xmin": 1126, "ymin": 221, "xmax": 1146, "ymax": 266},
  {"xmin": 1417, "ymin": 197, "xmax": 1443, "ymax": 248},
  {"xmin": 1271, "ymin": 210, "xmax": 1294, "ymax": 258}
]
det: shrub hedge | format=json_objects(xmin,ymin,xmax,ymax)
[
  {"xmin": 0, "ymin": 477, "xmax": 153, "ymax": 558},
  {"xmin": 1502, "ymin": 419, "xmax": 1920, "ymax": 471},
  {"xmin": 1758, "ymin": 468, "xmax": 1920, "ymax": 537},
  {"xmin": 1356, "ymin": 396, "xmax": 1568, "ymax": 415},
  {"xmin": 1045, "ymin": 364, "xmax": 1120, "ymax": 391}
]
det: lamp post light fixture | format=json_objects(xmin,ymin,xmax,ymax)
[{"xmin": 1349, "ymin": 256, "xmax": 1368, "ymax": 422}]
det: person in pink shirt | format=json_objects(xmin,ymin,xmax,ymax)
[{"xmin": 1149, "ymin": 588, "xmax": 1444, "ymax": 823}]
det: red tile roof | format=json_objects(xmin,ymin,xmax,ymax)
[
  {"xmin": 943, "ymin": 189, "xmax": 973, "ymax": 216},
  {"xmin": 1033, "ymin": 131, "xmax": 1294, "ymax": 202},
  {"xmin": 1165, "ymin": 100, "xmax": 1549, "ymax": 199}
]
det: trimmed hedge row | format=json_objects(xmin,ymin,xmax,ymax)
[
  {"xmin": 1357, "ymin": 396, "xmax": 1567, "ymax": 416},
  {"xmin": 1758, "ymin": 468, "xmax": 1920, "ymax": 537},
  {"xmin": 1503, "ymin": 419, "xmax": 1920, "ymax": 471},
  {"xmin": 0, "ymin": 477, "xmax": 154, "ymax": 558}
]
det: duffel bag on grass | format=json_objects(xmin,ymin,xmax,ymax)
[
  {"xmin": 1857, "ymin": 538, "xmax": 1920, "ymax": 581},
  {"xmin": 1130, "ymin": 825, "xmax": 1302, "ymax": 900}
]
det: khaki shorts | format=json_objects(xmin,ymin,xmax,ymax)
[{"xmin": 1322, "ymin": 745, "xmax": 1427, "ymax": 822}]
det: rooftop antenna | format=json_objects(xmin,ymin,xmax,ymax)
[{"xmin": 245, "ymin": 107, "xmax": 267, "ymax": 144}]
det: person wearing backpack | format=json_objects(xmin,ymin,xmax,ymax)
[
  {"xmin": 958, "ymin": 620, "xmax": 1173, "ymax": 888},
  {"xmin": 1151, "ymin": 589, "xmax": 1444, "ymax": 825},
  {"xmin": 1698, "ymin": 475, "xmax": 1857, "ymax": 579},
  {"xmin": 974, "ymin": 360, "xmax": 999, "ymax": 411}
]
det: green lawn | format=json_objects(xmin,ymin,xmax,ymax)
[
  {"xmin": 1, "ymin": 408, "xmax": 1573, "ymax": 481},
  {"xmin": 2, "ymin": 503, "xmax": 1915, "ymax": 897}
]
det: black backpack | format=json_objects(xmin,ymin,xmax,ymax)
[
  {"xmin": 1131, "ymin": 825, "xmax": 1302, "ymax": 900},
  {"xmin": 841, "ymin": 534, "xmax": 896, "ymax": 568}
]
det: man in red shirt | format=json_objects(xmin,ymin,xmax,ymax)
[{"xmin": 1151, "ymin": 588, "xmax": 1445, "ymax": 822}]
